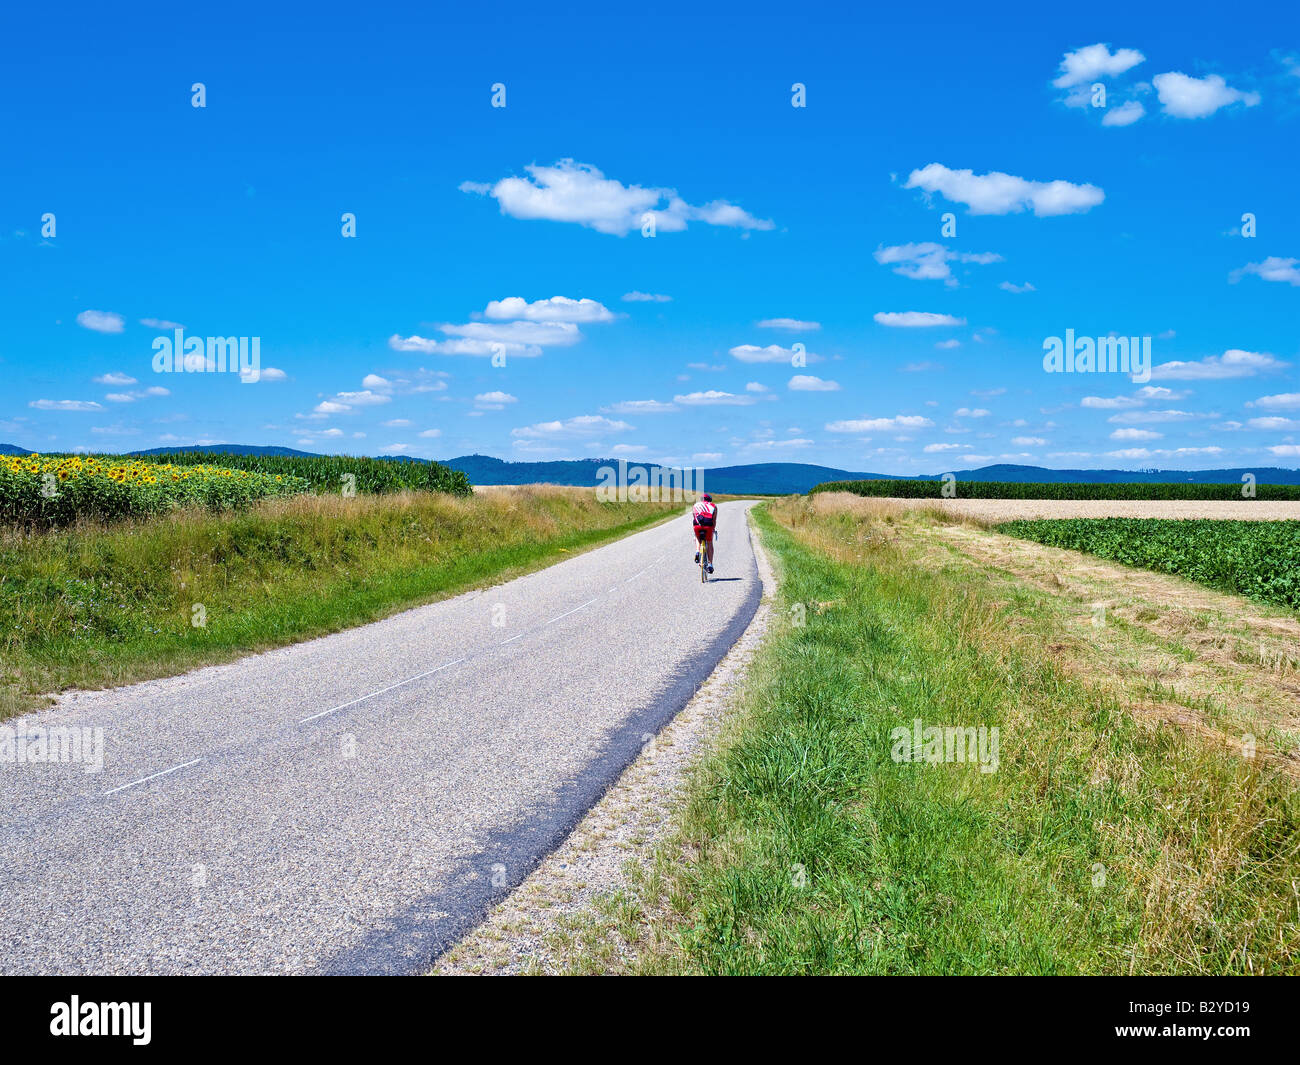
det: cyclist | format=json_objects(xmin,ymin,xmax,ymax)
[{"xmin": 692, "ymin": 492, "xmax": 718, "ymax": 574}]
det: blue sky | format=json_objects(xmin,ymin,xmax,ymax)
[{"xmin": 4, "ymin": 0, "xmax": 1299, "ymax": 473}]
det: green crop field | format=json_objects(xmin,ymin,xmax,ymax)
[
  {"xmin": 811, "ymin": 479, "xmax": 1300, "ymax": 501},
  {"xmin": 135, "ymin": 451, "xmax": 472, "ymax": 496},
  {"xmin": 1000, "ymin": 518, "xmax": 1300, "ymax": 610}
]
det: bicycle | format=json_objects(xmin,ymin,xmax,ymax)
[{"xmin": 697, "ymin": 527, "xmax": 716, "ymax": 583}]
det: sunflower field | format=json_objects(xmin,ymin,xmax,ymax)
[{"xmin": 0, "ymin": 454, "xmax": 309, "ymax": 527}]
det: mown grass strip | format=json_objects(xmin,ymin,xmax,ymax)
[
  {"xmin": 0, "ymin": 487, "xmax": 679, "ymax": 720},
  {"xmin": 655, "ymin": 499, "xmax": 1299, "ymax": 974}
]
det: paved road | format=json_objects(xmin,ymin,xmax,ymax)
[{"xmin": 0, "ymin": 501, "xmax": 760, "ymax": 974}]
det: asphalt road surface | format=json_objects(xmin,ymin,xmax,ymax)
[{"xmin": 0, "ymin": 501, "xmax": 761, "ymax": 974}]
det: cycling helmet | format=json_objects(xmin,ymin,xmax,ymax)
[{"xmin": 701, "ymin": 493, "xmax": 712, "ymax": 502}]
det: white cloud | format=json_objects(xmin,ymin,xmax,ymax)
[
  {"xmin": 1231, "ymin": 257, "xmax": 1300, "ymax": 287},
  {"xmin": 673, "ymin": 390, "xmax": 758, "ymax": 406},
  {"xmin": 1053, "ymin": 43, "xmax": 1145, "ymax": 88},
  {"xmin": 105, "ymin": 386, "xmax": 168, "ymax": 403},
  {"xmin": 622, "ymin": 291, "xmax": 672, "ymax": 302},
  {"xmin": 1246, "ymin": 417, "xmax": 1300, "ymax": 430},
  {"xmin": 873, "ymin": 242, "xmax": 1001, "ymax": 283},
  {"xmin": 1102, "ymin": 100, "xmax": 1146, "ymax": 126},
  {"xmin": 1110, "ymin": 446, "xmax": 1225, "ymax": 459},
  {"xmin": 94, "ymin": 372, "xmax": 137, "ymax": 386},
  {"xmin": 1136, "ymin": 385, "xmax": 1187, "ymax": 400},
  {"xmin": 29, "ymin": 399, "xmax": 103, "ymax": 411},
  {"xmin": 389, "ymin": 316, "xmax": 581, "ymax": 359},
  {"xmin": 418, "ymin": 429, "xmax": 442, "ymax": 438},
  {"xmin": 874, "ymin": 311, "xmax": 966, "ymax": 328},
  {"xmin": 512, "ymin": 414, "xmax": 633, "ymax": 438},
  {"xmin": 1250, "ymin": 393, "xmax": 1300, "ymax": 409},
  {"xmin": 484, "ymin": 296, "xmax": 615, "ymax": 323},
  {"xmin": 744, "ymin": 438, "xmax": 814, "ymax": 450},
  {"xmin": 334, "ymin": 390, "xmax": 390, "ymax": 406},
  {"xmin": 826, "ymin": 415, "xmax": 935, "ymax": 432},
  {"xmin": 383, "ymin": 419, "xmax": 412, "ymax": 427},
  {"xmin": 1153, "ymin": 72, "xmax": 1260, "ymax": 118},
  {"xmin": 601, "ymin": 399, "xmax": 677, "ymax": 414},
  {"xmin": 403, "ymin": 369, "xmax": 450, "ymax": 393},
  {"xmin": 1081, "ymin": 395, "xmax": 1143, "ymax": 409},
  {"xmin": 745, "ymin": 382, "xmax": 769, "ymax": 393},
  {"xmin": 1107, "ymin": 409, "xmax": 1216, "ymax": 424},
  {"xmin": 924, "ymin": 442, "xmax": 970, "ymax": 452},
  {"xmin": 757, "ymin": 317, "xmax": 822, "ymax": 331},
  {"xmin": 139, "ymin": 317, "xmax": 184, "ymax": 330},
  {"xmin": 954, "ymin": 407, "xmax": 990, "ymax": 417},
  {"xmin": 788, "ymin": 375, "xmax": 840, "ymax": 392},
  {"xmin": 461, "ymin": 159, "xmax": 773, "ymax": 236},
  {"xmin": 935, "ymin": 339, "xmax": 961, "ymax": 350},
  {"xmin": 904, "ymin": 163, "xmax": 1104, "ymax": 216},
  {"xmin": 729, "ymin": 343, "xmax": 823, "ymax": 364},
  {"xmin": 1011, "ymin": 436, "xmax": 1048, "ymax": 446},
  {"xmin": 312, "ymin": 400, "xmax": 350, "ymax": 415},
  {"xmin": 76, "ymin": 310, "xmax": 125, "ymax": 334},
  {"xmin": 473, "ymin": 390, "xmax": 517, "ymax": 410},
  {"xmin": 1269, "ymin": 445, "xmax": 1300, "ymax": 456},
  {"xmin": 439, "ymin": 320, "xmax": 581, "ymax": 348},
  {"xmin": 390, "ymin": 335, "xmax": 501, "ymax": 357},
  {"xmin": 362, "ymin": 374, "xmax": 391, "ymax": 389},
  {"xmin": 1151, "ymin": 349, "xmax": 1286, "ymax": 380},
  {"xmin": 999, "ymin": 281, "xmax": 1036, "ymax": 293},
  {"xmin": 246, "ymin": 367, "xmax": 286, "ymax": 383},
  {"xmin": 1110, "ymin": 428, "xmax": 1162, "ymax": 441}
]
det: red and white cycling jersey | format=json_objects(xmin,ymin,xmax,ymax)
[{"xmin": 691, "ymin": 500, "xmax": 717, "ymax": 527}]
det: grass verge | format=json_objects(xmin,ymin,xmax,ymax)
[
  {"xmin": 642, "ymin": 497, "xmax": 1299, "ymax": 974},
  {"xmin": 0, "ymin": 486, "xmax": 680, "ymax": 720}
]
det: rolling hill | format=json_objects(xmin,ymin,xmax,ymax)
[{"xmin": 4, "ymin": 443, "xmax": 1300, "ymax": 494}]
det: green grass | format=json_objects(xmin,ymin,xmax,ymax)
[
  {"xmin": 1000, "ymin": 518, "xmax": 1300, "ymax": 611},
  {"xmin": 652, "ymin": 499, "xmax": 1299, "ymax": 974},
  {"xmin": 812, "ymin": 478, "xmax": 1300, "ymax": 501},
  {"xmin": 0, "ymin": 487, "xmax": 679, "ymax": 720}
]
